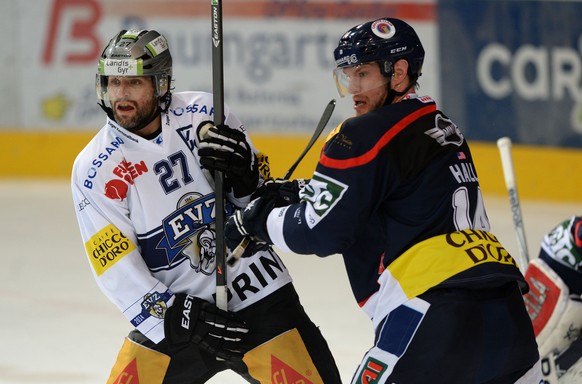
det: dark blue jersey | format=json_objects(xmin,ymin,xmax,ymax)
[{"xmin": 269, "ymin": 96, "xmax": 524, "ymax": 304}]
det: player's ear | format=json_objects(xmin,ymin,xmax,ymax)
[{"xmin": 392, "ymin": 59, "xmax": 409, "ymax": 80}]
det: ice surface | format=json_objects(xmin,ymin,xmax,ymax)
[{"xmin": 0, "ymin": 180, "xmax": 579, "ymax": 383}]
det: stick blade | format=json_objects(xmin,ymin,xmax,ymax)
[{"xmin": 283, "ymin": 99, "xmax": 336, "ymax": 179}]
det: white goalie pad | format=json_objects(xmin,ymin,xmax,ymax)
[{"xmin": 524, "ymin": 258, "xmax": 582, "ymax": 358}]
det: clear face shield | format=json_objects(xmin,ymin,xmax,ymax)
[
  {"xmin": 333, "ymin": 61, "xmax": 391, "ymax": 98},
  {"xmin": 95, "ymin": 58, "xmax": 170, "ymax": 103}
]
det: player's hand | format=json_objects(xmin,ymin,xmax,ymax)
[
  {"xmin": 164, "ymin": 294, "xmax": 249, "ymax": 360},
  {"xmin": 225, "ymin": 196, "xmax": 275, "ymax": 259},
  {"xmin": 252, "ymin": 178, "xmax": 308, "ymax": 207},
  {"xmin": 197, "ymin": 122, "xmax": 259, "ymax": 198}
]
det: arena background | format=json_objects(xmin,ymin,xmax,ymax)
[
  {"xmin": 2, "ymin": 1, "xmax": 582, "ymax": 383},
  {"xmin": 1, "ymin": 0, "xmax": 581, "ymax": 201}
]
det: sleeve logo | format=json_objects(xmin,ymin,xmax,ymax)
[
  {"xmin": 85, "ymin": 224, "xmax": 136, "ymax": 276},
  {"xmin": 424, "ymin": 113, "xmax": 464, "ymax": 147},
  {"xmin": 299, "ymin": 172, "xmax": 348, "ymax": 229}
]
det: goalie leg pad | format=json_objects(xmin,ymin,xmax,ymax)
[{"xmin": 524, "ymin": 258, "xmax": 582, "ymax": 358}]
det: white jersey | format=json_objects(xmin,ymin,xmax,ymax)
[{"xmin": 71, "ymin": 91, "xmax": 292, "ymax": 344}]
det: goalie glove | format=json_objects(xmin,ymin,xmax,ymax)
[
  {"xmin": 197, "ymin": 122, "xmax": 259, "ymax": 198},
  {"xmin": 225, "ymin": 196, "xmax": 275, "ymax": 259},
  {"xmin": 164, "ymin": 294, "xmax": 249, "ymax": 361}
]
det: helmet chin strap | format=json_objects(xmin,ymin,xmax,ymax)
[
  {"xmin": 98, "ymin": 100, "xmax": 115, "ymax": 121},
  {"xmin": 384, "ymin": 81, "xmax": 415, "ymax": 105}
]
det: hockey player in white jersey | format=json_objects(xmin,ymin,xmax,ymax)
[{"xmin": 71, "ymin": 29, "xmax": 341, "ymax": 384}]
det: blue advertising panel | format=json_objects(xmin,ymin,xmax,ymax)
[{"xmin": 438, "ymin": 0, "xmax": 582, "ymax": 147}]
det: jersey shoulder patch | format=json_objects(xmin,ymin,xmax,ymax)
[{"xmin": 418, "ymin": 95, "xmax": 434, "ymax": 104}]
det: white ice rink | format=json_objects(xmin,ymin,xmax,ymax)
[{"xmin": 1, "ymin": 180, "xmax": 580, "ymax": 383}]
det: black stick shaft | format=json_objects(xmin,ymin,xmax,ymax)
[{"xmin": 211, "ymin": 0, "xmax": 228, "ymax": 311}]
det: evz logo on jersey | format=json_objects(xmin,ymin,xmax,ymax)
[
  {"xmin": 157, "ymin": 194, "xmax": 215, "ymax": 267},
  {"xmin": 155, "ymin": 193, "xmax": 233, "ymax": 274},
  {"xmin": 141, "ymin": 291, "xmax": 169, "ymax": 319},
  {"xmin": 130, "ymin": 290, "xmax": 172, "ymax": 327},
  {"xmin": 299, "ymin": 172, "xmax": 347, "ymax": 229}
]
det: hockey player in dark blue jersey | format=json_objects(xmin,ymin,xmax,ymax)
[{"xmin": 225, "ymin": 17, "xmax": 542, "ymax": 383}]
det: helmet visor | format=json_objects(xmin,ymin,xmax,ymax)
[
  {"xmin": 333, "ymin": 62, "xmax": 390, "ymax": 98},
  {"xmin": 95, "ymin": 74, "xmax": 169, "ymax": 103},
  {"xmin": 96, "ymin": 58, "xmax": 146, "ymax": 102}
]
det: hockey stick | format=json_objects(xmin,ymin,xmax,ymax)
[
  {"xmin": 227, "ymin": 99, "xmax": 336, "ymax": 265},
  {"xmin": 210, "ymin": 0, "xmax": 228, "ymax": 311},
  {"xmin": 497, "ymin": 137, "xmax": 529, "ymax": 272},
  {"xmin": 284, "ymin": 99, "xmax": 336, "ymax": 179}
]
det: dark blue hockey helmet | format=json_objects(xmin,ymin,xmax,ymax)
[{"xmin": 333, "ymin": 18, "xmax": 425, "ymax": 97}]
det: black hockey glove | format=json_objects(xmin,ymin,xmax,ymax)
[
  {"xmin": 197, "ymin": 122, "xmax": 259, "ymax": 198},
  {"xmin": 225, "ymin": 196, "xmax": 276, "ymax": 259},
  {"xmin": 164, "ymin": 294, "xmax": 249, "ymax": 361},
  {"xmin": 251, "ymin": 178, "xmax": 308, "ymax": 207}
]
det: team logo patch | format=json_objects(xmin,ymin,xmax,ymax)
[
  {"xmin": 371, "ymin": 19, "xmax": 396, "ymax": 39},
  {"xmin": 141, "ymin": 292, "xmax": 168, "ymax": 320},
  {"xmin": 424, "ymin": 114, "xmax": 464, "ymax": 147},
  {"xmin": 130, "ymin": 290, "xmax": 173, "ymax": 327},
  {"xmin": 189, "ymin": 226, "xmax": 217, "ymax": 274},
  {"xmin": 355, "ymin": 357, "xmax": 388, "ymax": 384},
  {"xmin": 156, "ymin": 193, "xmax": 233, "ymax": 274},
  {"xmin": 85, "ymin": 224, "xmax": 136, "ymax": 276},
  {"xmin": 299, "ymin": 172, "xmax": 348, "ymax": 229}
]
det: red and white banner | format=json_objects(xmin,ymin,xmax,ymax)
[{"xmin": 3, "ymin": 0, "xmax": 437, "ymax": 132}]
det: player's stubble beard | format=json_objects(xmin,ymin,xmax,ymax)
[{"xmin": 113, "ymin": 96, "xmax": 160, "ymax": 134}]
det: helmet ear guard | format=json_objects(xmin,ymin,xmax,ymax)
[
  {"xmin": 381, "ymin": 60, "xmax": 394, "ymax": 78},
  {"xmin": 381, "ymin": 59, "xmax": 421, "ymax": 82}
]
